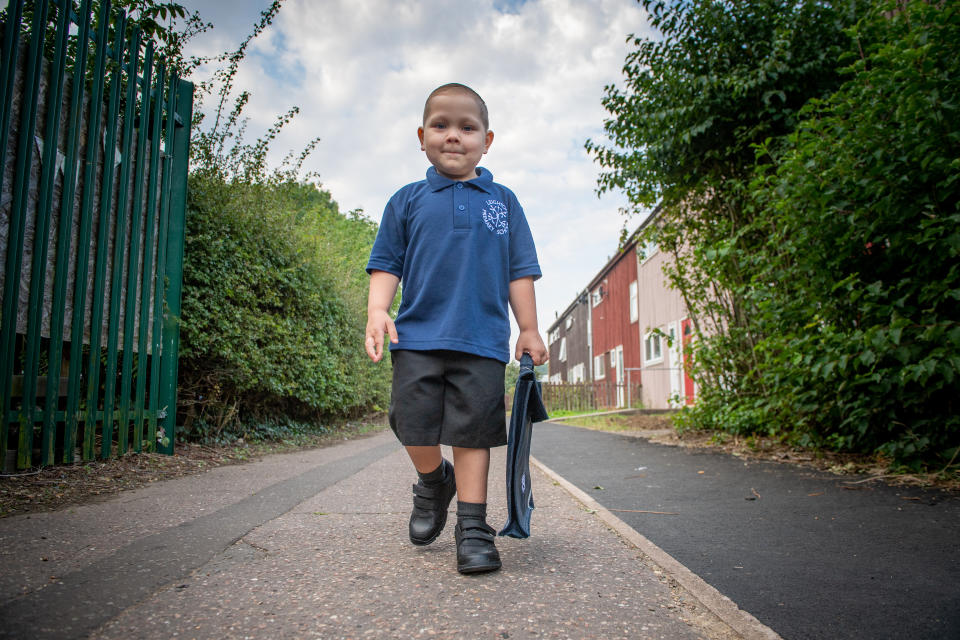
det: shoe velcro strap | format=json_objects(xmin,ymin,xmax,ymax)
[
  {"xmin": 413, "ymin": 494, "xmax": 444, "ymax": 510},
  {"xmin": 458, "ymin": 518, "xmax": 495, "ymax": 541},
  {"xmin": 413, "ymin": 482, "xmax": 448, "ymax": 498},
  {"xmin": 459, "ymin": 526, "xmax": 495, "ymax": 543},
  {"xmin": 411, "ymin": 482, "xmax": 444, "ymax": 499}
]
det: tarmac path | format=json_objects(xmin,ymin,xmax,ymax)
[
  {"xmin": 530, "ymin": 422, "xmax": 960, "ymax": 640},
  {"xmin": 0, "ymin": 430, "xmax": 754, "ymax": 640}
]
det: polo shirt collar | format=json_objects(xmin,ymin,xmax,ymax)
[{"xmin": 426, "ymin": 166, "xmax": 495, "ymax": 194}]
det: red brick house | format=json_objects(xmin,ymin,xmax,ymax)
[{"xmin": 587, "ymin": 235, "xmax": 643, "ymax": 407}]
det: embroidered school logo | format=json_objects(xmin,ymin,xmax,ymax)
[{"xmin": 482, "ymin": 199, "xmax": 509, "ymax": 235}]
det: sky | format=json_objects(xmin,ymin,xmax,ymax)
[{"xmin": 180, "ymin": 0, "xmax": 656, "ymax": 357}]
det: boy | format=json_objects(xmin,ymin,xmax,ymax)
[{"xmin": 365, "ymin": 83, "xmax": 547, "ymax": 574}]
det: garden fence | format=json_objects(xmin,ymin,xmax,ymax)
[
  {"xmin": 539, "ymin": 380, "xmax": 643, "ymax": 414},
  {"xmin": 1, "ymin": 0, "xmax": 194, "ymax": 469}
]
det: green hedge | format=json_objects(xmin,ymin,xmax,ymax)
[
  {"xmin": 679, "ymin": 1, "xmax": 960, "ymax": 468},
  {"xmin": 177, "ymin": 174, "xmax": 389, "ymax": 441},
  {"xmin": 593, "ymin": 0, "xmax": 959, "ymax": 470}
]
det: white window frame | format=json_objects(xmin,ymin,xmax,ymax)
[
  {"xmin": 570, "ymin": 362, "xmax": 585, "ymax": 383},
  {"xmin": 614, "ymin": 345, "xmax": 625, "ymax": 407},
  {"xmin": 565, "ymin": 315, "xmax": 573, "ymax": 330},
  {"xmin": 591, "ymin": 289, "xmax": 602, "ymax": 307},
  {"xmin": 629, "ymin": 280, "xmax": 638, "ymax": 324},
  {"xmin": 593, "ymin": 353, "xmax": 605, "ymax": 379},
  {"xmin": 639, "ymin": 239, "xmax": 659, "ymax": 264},
  {"xmin": 644, "ymin": 331, "xmax": 663, "ymax": 365},
  {"xmin": 549, "ymin": 372, "xmax": 562, "ymax": 384},
  {"xmin": 559, "ymin": 337, "xmax": 567, "ymax": 362},
  {"xmin": 667, "ymin": 323, "xmax": 682, "ymax": 407}
]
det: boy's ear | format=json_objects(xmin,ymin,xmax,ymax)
[
  {"xmin": 484, "ymin": 129, "xmax": 494, "ymax": 153},
  {"xmin": 418, "ymin": 126, "xmax": 425, "ymax": 150}
]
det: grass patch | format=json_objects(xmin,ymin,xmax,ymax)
[
  {"xmin": 546, "ymin": 408, "xmax": 603, "ymax": 419},
  {"xmin": 558, "ymin": 412, "xmax": 675, "ymax": 433}
]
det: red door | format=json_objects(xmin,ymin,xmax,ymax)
[{"xmin": 681, "ymin": 318, "xmax": 695, "ymax": 404}]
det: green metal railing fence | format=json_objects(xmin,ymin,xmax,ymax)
[{"xmin": 0, "ymin": 0, "xmax": 193, "ymax": 470}]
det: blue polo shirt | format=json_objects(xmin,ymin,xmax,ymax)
[{"xmin": 366, "ymin": 166, "xmax": 541, "ymax": 363}]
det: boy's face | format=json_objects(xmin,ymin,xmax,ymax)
[{"xmin": 418, "ymin": 91, "xmax": 494, "ymax": 181}]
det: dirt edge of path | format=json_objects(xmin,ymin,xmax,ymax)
[
  {"xmin": 552, "ymin": 412, "xmax": 960, "ymax": 493},
  {"xmin": 0, "ymin": 417, "xmax": 390, "ymax": 518}
]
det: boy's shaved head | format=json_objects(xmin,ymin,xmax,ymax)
[{"xmin": 423, "ymin": 83, "xmax": 489, "ymax": 131}]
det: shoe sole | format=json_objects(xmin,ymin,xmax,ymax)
[{"xmin": 457, "ymin": 560, "xmax": 502, "ymax": 574}]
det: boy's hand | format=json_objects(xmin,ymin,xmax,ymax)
[
  {"xmin": 515, "ymin": 329, "xmax": 548, "ymax": 365},
  {"xmin": 365, "ymin": 309, "xmax": 398, "ymax": 362},
  {"xmin": 366, "ymin": 270, "xmax": 401, "ymax": 362}
]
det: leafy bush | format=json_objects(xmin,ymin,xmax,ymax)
[
  {"xmin": 593, "ymin": 0, "xmax": 959, "ymax": 469},
  {"xmin": 166, "ymin": 0, "xmax": 393, "ymax": 443},
  {"xmin": 740, "ymin": 0, "xmax": 960, "ymax": 467},
  {"xmin": 177, "ymin": 176, "xmax": 390, "ymax": 440}
]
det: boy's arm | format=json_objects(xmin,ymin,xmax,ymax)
[
  {"xmin": 365, "ymin": 270, "xmax": 400, "ymax": 362},
  {"xmin": 509, "ymin": 276, "xmax": 548, "ymax": 365}
]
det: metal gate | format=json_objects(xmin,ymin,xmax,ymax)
[{"xmin": 1, "ymin": 0, "xmax": 193, "ymax": 469}]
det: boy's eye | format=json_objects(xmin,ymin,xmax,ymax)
[
  {"xmin": 463, "ymin": 125, "xmax": 474, "ymax": 131},
  {"xmin": 432, "ymin": 122, "xmax": 446, "ymax": 129}
]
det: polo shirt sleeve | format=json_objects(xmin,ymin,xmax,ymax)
[
  {"xmin": 508, "ymin": 196, "xmax": 542, "ymax": 282},
  {"xmin": 365, "ymin": 193, "xmax": 406, "ymax": 278}
]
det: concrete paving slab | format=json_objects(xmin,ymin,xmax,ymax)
[
  {"xmin": 0, "ymin": 432, "xmax": 395, "ymax": 604},
  {"xmin": 89, "ymin": 446, "xmax": 735, "ymax": 640},
  {"xmin": 0, "ymin": 434, "xmax": 399, "ymax": 639}
]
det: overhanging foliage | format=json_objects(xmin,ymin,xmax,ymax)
[{"xmin": 589, "ymin": 0, "xmax": 959, "ymax": 470}]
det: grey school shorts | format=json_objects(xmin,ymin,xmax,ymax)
[{"xmin": 389, "ymin": 349, "xmax": 507, "ymax": 449}]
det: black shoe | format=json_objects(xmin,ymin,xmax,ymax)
[
  {"xmin": 455, "ymin": 515, "xmax": 501, "ymax": 574},
  {"xmin": 409, "ymin": 460, "xmax": 456, "ymax": 545}
]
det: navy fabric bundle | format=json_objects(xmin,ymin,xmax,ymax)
[{"xmin": 499, "ymin": 353, "xmax": 549, "ymax": 539}]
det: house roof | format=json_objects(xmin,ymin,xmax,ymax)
[
  {"xmin": 585, "ymin": 205, "xmax": 663, "ymax": 292},
  {"xmin": 587, "ymin": 236, "xmax": 636, "ymax": 292},
  {"xmin": 547, "ymin": 205, "xmax": 665, "ymax": 331},
  {"xmin": 546, "ymin": 289, "xmax": 589, "ymax": 333}
]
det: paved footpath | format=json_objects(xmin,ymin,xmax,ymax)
[
  {"xmin": 532, "ymin": 422, "xmax": 960, "ymax": 640},
  {"xmin": 0, "ymin": 430, "xmax": 778, "ymax": 640}
]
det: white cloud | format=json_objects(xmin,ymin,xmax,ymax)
[{"xmin": 183, "ymin": 0, "xmax": 654, "ymax": 351}]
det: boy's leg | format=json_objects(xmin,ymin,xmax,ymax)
[
  {"xmin": 452, "ymin": 446, "xmax": 500, "ymax": 573},
  {"xmin": 390, "ymin": 352, "xmax": 457, "ymax": 545},
  {"xmin": 406, "ymin": 445, "xmax": 443, "ymax": 474},
  {"xmin": 451, "ymin": 447, "xmax": 490, "ymax": 502}
]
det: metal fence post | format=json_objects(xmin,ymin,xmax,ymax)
[{"xmin": 156, "ymin": 77, "xmax": 193, "ymax": 455}]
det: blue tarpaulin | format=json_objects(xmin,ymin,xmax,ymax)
[{"xmin": 499, "ymin": 353, "xmax": 549, "ymax": 539}]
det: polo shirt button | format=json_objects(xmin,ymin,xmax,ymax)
[
  {"xmin": 457, "ymin": 183, "xmax": 464, "ymax": 189},
  {"xmin": 458, "ymin": 205, "xmax": 465, "ymax": 210}
]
